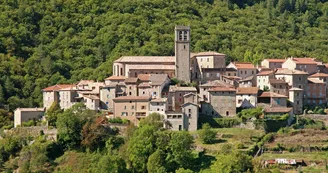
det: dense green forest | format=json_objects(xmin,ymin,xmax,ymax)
[{"xmin": 1, "ymin": 0, "xmax": 328, "ymax": 109}]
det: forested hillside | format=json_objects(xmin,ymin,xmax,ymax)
[{"xmin": 1, "ymin": 0, "xmax": 328, "ymax": 109}]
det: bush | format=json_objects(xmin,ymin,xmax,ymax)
[
  {"xmin": 198, "ymin": 123, "xmax": 216, "ymax": 144},
  {"xmin": 109, "ymin": 117, "xmax": 129, "ymax": 124},
  {"xmin": 236, "ymin": 143, "xmax": 244, "ymax": 149},
  {"xmin": 199, "ymin": 117, "xmax": 241, "ymax": 128},
  {"xmin": 262, "ymin": 133, "xmax": 274, "ymax": 143}
]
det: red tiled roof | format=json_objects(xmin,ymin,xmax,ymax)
[
  {"xmin": 308, "ymin": 78, "xmax": 325, "ymax": 84},
  {"xmin": 236, "ymin": 87, "xmax": 258, "ymax": 94},
  {"xmin": 234, "ymin": 62, "xmax": 255, "ymax": 69},
  {"xmin": 264, "ymin": 59, "xmax": 286, "ymax": 63},
  {"xmin": 105, "ymin": 76, "xmax": 126, "ymax": 80},
  {"xmin": 258, "ymin": 92, "xmax": 288, "ymax": 98},
  {"xmin": 209, "ymin": 87, "xmax": 236, "ymax": 92},
  {"xmin": 42, "ymin": 84, "xmax": 75, "ymax": 92},
  {"xmin": 124, "ymin": 77, "xmax": 139, "ymax": 83},
  {"xmin": 257, "ymin": 70, "xmax": 274, "ymax": 76},
  {"xmin": 113, "ymin": 96, "xmax": 150, "ymax": 102},
  {"xmin": 291, "ymin": 58, "xmax": 317, "ymax": 65},
  {"xmin": 309, "ymin": 73, "xmax": 328, "ymax": 78},
  {"xmin": 269, "ymin": 79, "xmax": 287, "ymax": 84},
  {"xmin": 137, "ymin": 74, "xmax": 150, "ymax": 81}
]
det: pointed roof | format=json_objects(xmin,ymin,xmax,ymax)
[
  {"xmin": 289, "ymin": 57, "xmax": 318, "ymax": 65},
  {"xmin": 236, "ymin": 87, "xmax": 259, "ymax": 94},
  {"xmin": 309, "ymin": 72, "xmax": 328, "ymax": 78},
  {"xmin": 42, "ymin": 84, "xmax": 76, "ymax": 92},
  {"xmin": 258, "ymin": 91, "xmax": 288, "ymax": 98}
]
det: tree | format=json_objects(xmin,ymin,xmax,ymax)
[
  {"xmin": 81, "ymin": 116, "xmax": 118, "ymax": 151},
  {"xmin": 139, "ymin": 112, "xmax": 164, "ymax": 129},
  {"xmin": 198, "ymin": 123, "xmax": 216, "ymax": 144},
  {"xmin": 127, "ymin": 125, "xmax": 157, "ymax": 173},
  {"xmin": 46, "ymin": 101, "xmax": 61, "ymax": 127},
  {"xmin": 176, "ymin": 168, "xmax": 194, "ymax": 173},
  {"xmin": 147, "ymin": 149, "xmax": 167, "ymax": 173},
  {"xmin": 208, "ymin": 151, "xmax": 253, "ymax": 173},
  {"xmin": 56, "ymin": 103, "xmax": 94, "ymax": 150}
]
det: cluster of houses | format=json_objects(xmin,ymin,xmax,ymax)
[{"xmin": 14, "ymin": 26, "xmax": 328, "ymax": 131}]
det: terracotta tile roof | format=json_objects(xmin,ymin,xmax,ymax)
[
  {"xmin": 193, "ymin": 51, "xmax": 225, "ymax": 57},
  {"xmin": 309, "ymin": 73, "xmax": 328, "ymax": 78},
  {"xmin": 127, "ymin": 64, "xmax": 175, "ymax": 70},
  {"xmin": 149, "ymin": 74, "xmax": 169, "ymax": 85},
  {"xmin": 137, "ymin": 74, "xmax": 150, "ymax": 81},
  {"xmin": 222, "ymin": 75, "xmax": 241, "ymax": 80},
  {"xmin": 105, "ymin": 76, "xmax": 126, "ymax": 80},
  {"xmin": 200, "ymin": 80, "xmax": 234, "ymax": 88},
  {"xmin": 289, "ymin": 87, "xmax": 303, "ymax": 91},
  {"xmin": 234, "ymin": 62, "xmax": 255, "ymax": 69},
  {"xmin": 269, "ymin": 79, "xmax": 287, "ymax": 84},
  {"xmin": 258, "ymin": 91, "xmax": 288, "ymax": 98},
  {"xmin": 114, "ymin": 56, "xmax": 174, "ymax": 63},
  {"xmin": 42, "ymin": 84, "xmax": 76, "ymax": 92},
  {"xmin": 291, "ymin": 58, "xmax": 317, "ymax": 65},
  {"xmin": 77, "ymin": 80, "xmax": 94, "ymax": 85},
  {"xmin": 275, "ymin": 68, "xmax": 308, "ymax": 75},
  {"xmin": 124, "ymin": 77, "xmax": 139, "ymax": 83},
  {"xmin": 264, "ymin": 107, "xmax": 292, "ymax": 113},
  {"xmin": 264, "ymin": 59, "xmax": 286, "ymax": 63},
  {"xmin": 83, "ymin": 95, "xmax": 100, "ymax": 100},
  {"xmin": 138, "ymin": 82, "xmax": 151, "ymax": 88},
  {"xmin": 208, "ymin": 87, "xmax": 236, "ymax": 92},
  {"xmin": 113, "ymin": 96, "xmax": 151, "ymax": 102},
  {"xmin": 308, "ymin": 78, "xmax": 325, "ymax": 84},
  {"xmin": 236, "ymin": 87, "xmax": 258, "ymax": 94},
  {"xmin": 257, "ymin": 70, "xmax": 274, "ymax": 76},
  {"xmin": 169, "ymin": 85, "xmax": 197, "ymax": 92},
  {"xmin": 239, "ymin": 75, "xmax": 254, "ymax": 82}
]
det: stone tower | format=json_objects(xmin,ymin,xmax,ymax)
[
  {"xmin": 175, "ymin": 26, "xmax": 190, "ymax": 83},
  {"xmin": 289, "ymin": 87, "xmax": 303, "ymax": 114}
]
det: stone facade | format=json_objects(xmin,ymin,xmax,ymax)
[
  {"xmin": 175, "ymin": 26, "xmax": 190, "ymax": 82},
  {"xmin": 289, "ymin": 88, "xmax": 303, "ymax": 114},
  {"xmin": 14, "ymin": 108, "xmax": 45, "ymax": 127},
  {"xmin": 206, "ymin": 87, "xmax": 236, "ymax": 117}
]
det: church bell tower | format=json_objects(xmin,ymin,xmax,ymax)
[{"xmin": 175, "ymin": 26, "xmax": 190, "ymax": 83}]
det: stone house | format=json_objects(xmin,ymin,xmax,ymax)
[
  {"xmin": 269, "ymin": 79, "xmax": 289, "ymax": 96},
  {"xmin": 124, "ymin": 77, "xmax": 140, "ymax": 96},
  {"xmin": 202, "ymin": 87, "xmax": 236, "ymax": 117},
  {"xmin": 137, "ymin": 74, "xmax": 170, "ymax": 99},
  {"xmin": 42, "ymin": 84, "xmax": 76, "ymax": 109},
  {"xmin": 104, "ymin": 76, "xmax": 126, "ymax": 86},
  {"xmin": 83, "ymin": 95, "xmax": 100, "ymax": 110},
  {"xmin": 225, "ymin": 68, "xmax": 237, "ymax": 77},
  {"xmin": 100, "ymin": 82, "xmax": 126, "ymax": 110},
  {"xmin": 164, "ymin": 112, "xmax": 184, "ymax": 131},
  {"xmin": 14, "ymin": 108, "xmax": 45, "ymax": 127},
  {"xmin": 282, "ymin": 57, "xmax": 320, "ymax": 75},
  {"xmin": 113, "ymin": 96, "xmax": 151, "ymax": 125},
  {"xmin": 226, "ymin": 62, "xmax": 257, "ymax": 79},
  {"xmin": 181, "ymin": 102, "xmax": 198, "ymax": 131},
  {"xmin": 149, "ymin": 98, "xmax": 168, "ymax": 115},
  {"xmin": 306, "ymin": 78, "xmax": 326, "ymax": 106},
  {"xmin": 275, "ymin": 68, "xmax": 308, "ymax": 90},
  {"xmin": 258, "ymin": 91, "xmax": 288, "ymax": 107},
  {"xmin": 190, "ymin": 52, "xmax": 226, "ymax": 81},
  {"xmin": 168, "ymin": 86, "xmax": 197, "ymax": 111},
  {"xmin": 257, "ymin": 70, "xmax": 274, "ymax": 90},
  {"xmin": 199, "ymin": 81, "xmax": 234, "ymax": 102},
  {"xmin": 289, "ymin": 87, "xmax": 303, "ymax": 114},
  {"xmin": 58, "ymin": 86, "xmax": 79, "ymax": 110},
  {"xmin": 261, "ymin": 59, "xmax": 285, "ymax": 69},
  {"xmin": 239, "ymin": 76, "xmax": 256, "ymax": 88},
  {"xmin": 236, "ymin": 87, "xmax": 258, "ymax": 108}
]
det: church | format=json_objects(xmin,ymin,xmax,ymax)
[{"xmin": 112, "ymin": 26, "xmax": 226, "ymax": 83}]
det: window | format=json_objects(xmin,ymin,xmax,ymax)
[
  {"xmin": 241, "ymin": 71, "xmax": 243, "ymax": 74},
  {"xmin": 107, "ymin": 94, "xmax": 110, "ymax": 98},
  {"xmin": 296, "ymin": 92, "xmax": 299, "ymax": 96},
  {"xmin": 129, "ymin": 92, "xmax": 132, "ymax": 95},
  {"xmin": 131, "ymin": 106, "xmax": 134, "ymax": 109},
  {"xmin": 157, "ymin": 108, "xmax": 160, "ymax": 111},
  {"xmin": 245, "ymin": 71, "xmax": 247, "ymax": 74},
  {"xmin": 188, "ymin": 114, "xmax": 191, "ymax": 118},
  {"xmin": 252, "ymin": 71, "xmax": 254, "ymax": 74},
  {"xmin": 124, "ymin": 106, "xmax": 127, "ymax": 110},
  {"xmin": 179, "ymin": 31, "xmax": 183, "ymax": 40},
  {"xmin": 184, "ymin": 31, "xmax": 188, "ymax": 40},
  {"xmin": 179, "ymin": 125, "xmax": 182, "ymax": 131},
  {"xmin": 299, "ymin": 77, "xmax": 301, "ymax": 81},
  {"xmin": 121, "ymin": 112, "xmax": 128, "ymax": 116},
  {"xmin": 207, "ymin": 58, "xmax": 209, "ymax": 62},
  {"xmin": 141, "ymin": 106, "xmax": 146, "ymax": 109},
  {"xmin": 142, "ymin": 91, "xmax": 145, "ymax": 94},
  {"xmin": 157, "ymin": 102, "xmax": 159, "ymax": 105},
  {"xmin": 226, "ymin": 111, "xmax": 229, "ymax": 116},
  {"xmin": 297, "ymin": 101, "xmax": 299, "ymax": 105},
  {"xmin": 189, "ymin": 109, "xmax": 191, "ymax": 113}
]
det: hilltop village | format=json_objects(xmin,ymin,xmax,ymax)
[{"xmin": 14, "ymin": 26, "xmax": 328, "ymax": 130}]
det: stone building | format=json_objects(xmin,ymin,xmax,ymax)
[
  {"xmin": 239, "ymin": 76, "xmax": 256, "ymax": 87},
  {"xmin": 201, "ymin": 87, "xmax": 236, "ymax": 117},
  {"xmin": 236, "ymin": 87, "xmax": 258, "ymax": 108},
  {"xmin": 149, "ymin": 98, "xmax": 168, "ymax": 115},
  {"xmin": 42, "ymin": 84, "xmax": 76, "ymax": 109},
  {"xmin": 261, "ymin": 59, "xmax": 285, "ymax": 69},
  {"xmin": 258, "ymin": 91, "xmax": 288, "ymax": 107},
  {"xmin": 112, "ymin": 96, "xmax": 151, "ymax": 125},
  {"xmin": 137, "ymin": 74, "xmax": 170, "ymax": 99},
  {"xmin": 14, "ymin": 108, "xmax": 45, "ymax": 127},
  {"xmin": 175, "ymin": 26, "xmax": 191, "ymax": 82},
  {"xmin": 282, "ymin": 57, "xmax": 321, "ymax": 75},
  {"xmin": 306, "ymin": 78, "xmax": 326, "ymax": 106},
  {"xmin": 289, "ymin": 87, "xmax": 303, "ymax": 114},
  {"xmin": 190, "ymin": 52, "xmax": 226, "ymax": 81},
  {"xmin": 181, "ymin": 102, "xmax": 198, "ymax": 131},
  {"xmin": 269, "ymin": 79, "xmax": 289, "ymax": 96},
  {"xmin": 168, "ymin": 86, "xmax": 197, "ymax": 111},
  {"xmin": 257, "ymin": 70, "xmax": 274, "ymax": 90},
  {"xmin": 124, "ymin": 77, "xmax": 140, "ymax": 96},
  {"xmin": 226, "ymin": 62, "xmax": 257, "ymax": 79},
  {"xmin": 275, "ymin": 69, "xmax": 308, "ymax": 90},
  {"xmin": 199, "ymin": 81, "xmax": 233, "ymax": 102}
]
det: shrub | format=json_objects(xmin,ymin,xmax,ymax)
[
  {"xmin": 109, "ymin": 117, "xmax": 129, "ymax": 124},
  {"xmin": 199, "ymin": 117, "xmax": 241, "ymax": 128},
  {"xmin": 262, "ymin": 133, "xmax": 274, "ymax": 143},
  {"xmin": 198, "ymin": 123, "xmax": 216, "ymax": 144},
  {"xmin": 236, "ymin": 143, "xmax": 244, "ymax": 149}
]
